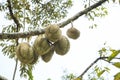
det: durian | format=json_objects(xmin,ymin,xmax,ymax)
[
  {"xmin": 67, "ymin": 26, "xmax": 80, "ymax": 39},
  {"xmin": 45, "ymin": 24, "xmax": 62, "ymax": 42},
  {"xmin": 54, "ymin": 35, "xmax": 70, "ymax": 55},
  {"xmin": 33, "ymin": 35, "xmax": 51, "ymax": 56},
  {"xmin": 16, "ymin": 42, "xmax": 34, "ymax": 64},
  {"xmin": 41, "ymin": 46, "xmax": 54, "ymax": 63},
  {"xmin": 29, "ymin": 49, "xmax": 39, "ymax": 64}
]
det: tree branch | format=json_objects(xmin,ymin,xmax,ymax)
[
  {"xmin": 12, "ymin": 59, "xmax": 18, "ymax": 80},
  {"xmin": 7, "ymin": 0, "xmax": 20, "ymax": 28},
  {"xmin": 58, "ymin": 0, "xmax": 107, "ymax": 28},
  {"xmin": 76, "ymin": 56, "xmax": 120, "ymax": 79},
  {"xmin": 78, "ymin": 57, "xmax": 101, "ymax": 78},
  {"xmin": 0, "ymin": 0, "xmax": 107, "ymax": 39},
  {"xmin": 0, "ymin": 29, "xmax": 45, "ymax": 39},
  {"xmin": 7, "ymin": 0, "xmax": 20, "ymax": 80}
]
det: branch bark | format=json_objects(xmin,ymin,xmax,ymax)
[
  {"xmin": 7, "ymin": 0, "xmax": 20, "ymax": 28},
  {"xmin": 0, "ymin": 29, "xmax": 45, "ymax": 39},
  {"xmin": 0, "ymin": 0, "xmax": 107, "ymax": 39}
]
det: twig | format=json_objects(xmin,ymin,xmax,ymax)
[
  {"xmin": 76, "ymin": 56, "xmax": 120, "ymax": 79},
  {"xmin": 0, "ymin": 0, "xmax": 107, "ymax": 39},
  {"xmin": 78, "ymin": 57, "xmax": 101, "ymax": 78},
  {"xmin": 12, "ymin": 38, "xmax": 19, "ymax": 80},
  {"xmin": 7, "ymin": 0, "xmax": 20, "ymax": 28},
  {"xmin": 7, "ymin": 0, "xmax": 20, "ymax": 80},
  {"xmin": 12, "ymin": 59, "xmax": 18, "ymax": 80}
]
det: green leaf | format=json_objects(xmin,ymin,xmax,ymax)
[
  {"xmin": 104, "ymin": 67, "xmax": 110, "ymax": 72},
  {"xmin": 107, "ymin": 50, "xmax": 120, "ymax": 61},
  {"xmin": 114, "ymin": 72, "xmax": 120, "ymax": 80},
  {"xmin": 113, "ymin": 62, "xmax": 120, "ymax": 68},
  {"xmin": 27, "ymin": 66, "xmax": 34, "ymax": 80},
  {"xmin": 97, "ymin": 70, "xmax": 105, "ymax": 77},
  {"xmin": 74, "ymin": 77, "xmax": 82, "ymax": 80}
]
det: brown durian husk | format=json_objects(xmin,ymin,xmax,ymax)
[
  {"xmin": 45, "ymin": 24, "xmax": 62, "ymax": 42},
  {"xmin": 54, "ymin": 35, "xmax": 70, "ymax": 55},
  {"xmin": 67, "ymin": 27, "xmax": 80, "ymax": 39},
  {"xmin": 29, "ymin": 48, "xmax": 39, "ymax": 64},
  {"xmin": 16, "ymin": 42, "xmax": 34, "ymax": 64},
  {"xmin": 33, "ymin": 35, "xmax": 51, "ymax": 56},
  {"xmin": 41, "ymin": 46, "xmax": 54, "ymax": 63}
]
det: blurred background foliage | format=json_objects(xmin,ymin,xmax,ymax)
[{"xmin": 0, "ymin": 0, "xmax": 120, "ymax": 80}]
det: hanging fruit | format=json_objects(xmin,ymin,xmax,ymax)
[
  {"xmin": 29, "ymin": 49, "xmax": 39, "ymax": 64},
  {"xmin": 67, "ymin": 22, "xmax": 80, "ymax": 39},
  {"xmin": 45, "ymin": 24, "xmax": 62, "ymax": 42},
  {"xmin": 16, "ymin": 42, "xmax": 34, "ymax": 64},
  {"xmin": 41, "ymin": 46, "xmax": 54, "ymax": 63},
  {"xmin": 33, "ymin": 35, "xmax": 51, "ymax": 56},
  {"xmin": 54, "ymin": 35, "xmax": 70, "ymax": 55}
]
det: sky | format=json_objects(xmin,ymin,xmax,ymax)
[{"xmin": 0, "ymin": 0, "xmax": 120, "ymax": 80}]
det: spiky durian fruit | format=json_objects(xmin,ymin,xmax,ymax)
[
  {"xmin": 33, "ymin": 35, "xmax": 51, "ymax": 56},
  {"xmin": 54, "ymin": 35, "xmax": 70, "ymax": 55},
  {"xmin": 16, "ymin": 42, "xmax": 34, "ymax": 64},
  {"xmin": 45, "ymin": 24, "xmax": 62, "ymax": 42},
  {"xmin": 67, "ymin": 27, "xmax": 80, "ymax": 39},
  {"xmin": 41, "ymin": 46, "xmax": 54, "ymax": 63}
]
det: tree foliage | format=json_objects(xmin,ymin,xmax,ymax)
[{"xmin": 0, "ymin": 0, "xmax": 120, "ymax": 80}]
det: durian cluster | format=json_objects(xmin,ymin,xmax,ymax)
[{"xmin": 16, "ymin": 24, "xmax": 80, "ymax": 64}]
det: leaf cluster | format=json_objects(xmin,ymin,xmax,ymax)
[
  {"xmin": 0, "ymin": 0, "xmax": 72, "ymax": 79},
  {"xmin": 20, "ymin": 64, "xmax": 34, "ymax": 80},
  {"xmin": 83, "ymin": 0, "xmax": 108, "ymax": 28}
]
